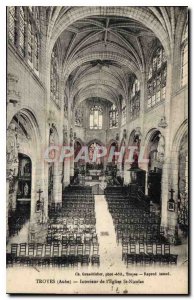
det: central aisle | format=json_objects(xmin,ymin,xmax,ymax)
[{"xmin": 95, "ymin": 195, "xmax": 123, "ymax": 269}]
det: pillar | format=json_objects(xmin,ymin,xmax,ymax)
[
  {"xmin": 160, "ymin": 59, "xmax": 173, "ymax": 233},
  {"xmin": 123, "ymin": 161, "xmax": 131, "ymax": 185},
  {"xmin": 63, "ymin": 158, "xmax": 70, "ymax": 187},
  {"xmin": 6, "ymin": 176, "xmax": 10, "ymax": 240},
  {"xmin": 53, "ymin": 161, "xmax": 62, "ymax": 204}
]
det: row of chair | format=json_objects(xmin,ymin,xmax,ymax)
[
  {"xmin": 46, "ymin": 232, "xmax": 98, "ymax": 245},
  {"xmin": 7, "ymin": 242, "xmax": 100, "ymax": 267},
  {"xmin": 122, "ymin": 242, "xmax": 178, "ymax": 265},
  {"xmin": 105, "ymin": 189, "xmax": 178, "ymax": 266}
]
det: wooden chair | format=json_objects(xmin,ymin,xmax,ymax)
[
  {"xmin": 122, "ymin": 243, "xmax": 128, "ymax": 262},
  {"xmin": 43, "ymin": 244, "xmax": 52, "ymax": 267},
  {"xmin": 144, "ymin": 243, "xmax": 154, "ymax": 264},
  {"xmin": 7, "ymin": 243, "xmax": 18, "ymax": 266},
  {"xmin": 27, "ymin": 243, "xmax": 36, "ymax": 266},
  {"xmin": 91, "ymin": 243, "xmax": 100, "ymax": 266},
  {"xmin": 81, "ymin": 244, "xmax": 90, "ymax": 266},
  {"xmin": 155, "ymin": 243, "xmax": 163, "ymax": 264},
  {"xmin": 126, "ymin": 242, "xmax": 136, "ymax": 265},
  {"xmin": 18, "ymin": 243, "xmax": 27, "ymax": 265}
]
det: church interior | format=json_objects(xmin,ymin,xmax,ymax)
[{"xmin": 6, "ymin": 6, "xmax": 188, "ymax": 269}]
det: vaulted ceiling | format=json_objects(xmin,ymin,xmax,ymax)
[{"xmin": 45, "ymin": 7, "xmax": 187, "ymax": 110}]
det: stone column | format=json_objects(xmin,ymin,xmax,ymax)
[
  {"xmin": 63, "ymin": 158, "xmax": 71, "ymax": 187},
  {"xmin": 185, "ymin": 154, "xmax": 188, "ymax": 192},
  {"xmin": 29, "ymin": 156, "xmax": 48, "ymax": 233},
  {"xmin": 53, "ymin": 161, "xmax": 63, "ymax": 204},
  {"xmin": 6, "ymin": 175, "xmax": 10, "ymax": 240},
  {"xmin": 140, "ymin": 163, "xmax": 149, "ymax": 195},
  {"xmin": 160, "ymin": 60, "xmax": 173, "ymax": 233},
  {"xmin": 140, "ymin": 72, "xmax": 146, "ymax": 132},
  {"xmin": 123, "ymin": 161, "xmax": 131, "ymax": 185}
]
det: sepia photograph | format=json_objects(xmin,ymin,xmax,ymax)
[{"xmin": 5, "ymin": 4, "xmax": 189, "ymax": 295}]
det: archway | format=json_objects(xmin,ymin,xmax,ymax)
[
  {"xmin": 145, "ymin": 129, "xmax": 165, "ymax": 206},
  {"xmin": 8, "ymin": 153, "xmax": 32, "ymax": 236},
  {"xmin": 177, "ymin": 132, "xmax": 188, "ymax": 233},
  {"xmin": 107, "ymin": 140, "xmax": 119, "ymax": 167},
  {"xmin": 84, "ymin": 140, "xmax": 104, "ymax": 180},
  {"xmin": 74, "ymin": 139, "xmax": 84, "ymax": 168},
  {"xmin": 6, "ymin": 109, "xmax": 41, "ymax": 237},
  {"xmin": 72, "ymin": 139, "xmax": 84, "ymax": 184}
]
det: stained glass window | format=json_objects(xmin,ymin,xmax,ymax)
[
  {"xmin": 19, "ymin": 7, "xmax": 25, "ymax": 56},
  {"xmin": 147, "ymin": 47, "xmax": 167, "ymax": 108},
  {"xmin": 181, "ymin": 23, "xmax": 188, "ymax": 87},
  {"xmin": 109, "ymin": 104, "xmax": 118, "ymax": 128},
  {"xmin": 28, "ymin": 20, "xmax": 33, "ymax": 63},
  {"xmin": 50, "ymin": 46, "xmax": 60, "ymax": 106},
  {"xmin": 8, "ymin": 6, "xmax": 40, "ymax": 74},
  {"xmin": 8, "ymin": 7, "xmax": 17, "ymax": 45},
  {"xmin": 90, "ymin": 106, "xmax": 103, "ymax": 129},
  {"xmin": 130, "ymin": 78, "xmax": 140, "ymax": 119},
  {"xmin": 121, "ymin": 99, "xmax": 126, "ymax": 125},
  {"xmin": 34, "ymin": 33, "xmax": 39, "ymax": 70}
]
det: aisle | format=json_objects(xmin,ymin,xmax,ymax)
[{"xmin": 95, "ymin": 195, "xmax": 122, "ymax": 269}]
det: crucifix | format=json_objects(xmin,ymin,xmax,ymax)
[
  {"xmin": 36, "ymin": 188, "xmax": 43, "ymax": 213},
  {"xmin": 37, "ymin": 188, "xmax": 43, "ymax": 200},
  {"xmin": 37, "ymin": 188, "xmax": 45, "ymax": 224},
  {"xmin": 169, "ymin": 188, "xmax": 175, "ymax": 200},
  {"xmin": 168, "ymin": 188, "xmax": 175, "ymax": 211}
]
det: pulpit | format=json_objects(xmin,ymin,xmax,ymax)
[{"xmin": 128, "ymin": 166, "xmax": 146, "ymax": 194}]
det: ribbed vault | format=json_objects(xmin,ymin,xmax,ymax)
[{"xmin": 45, "ymin": 7, "xmax": 186, "ymax": 111}]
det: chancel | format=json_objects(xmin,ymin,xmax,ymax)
[{"xmin": 6, "ymin": 6, "xmax": 188, "ymax": 270}]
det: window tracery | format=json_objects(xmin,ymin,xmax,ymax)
[
  {"xmin": 109, "ymin": 104, "xmax": 118, "ymax": 128},
  {"xmin": 90, "ymin": 105, "xmax": 103, "ymax": 129},
  {"xmin": 147, "ymin": 47, "xmax": 167, "ymax": 108}
]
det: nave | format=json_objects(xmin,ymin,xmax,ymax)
[{"xmin": 7, "ymin": 186, "xmax": 186, "ymax": 269}]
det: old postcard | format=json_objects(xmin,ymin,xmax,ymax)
[{"xmin": 6, "ymin": 5, "xmax": 189, "ymax": 294}]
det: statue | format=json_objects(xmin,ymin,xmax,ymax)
[
  {"xmin": 70, "ymin": 128, "xmax": 74, "ymax": 145},
  {"xmin": 49, "ymin": 127, "xmax": 55, "ymax": 159},
  {"xmin": 64, "ymin": 96, "xmax": 68, "ymax": 118},
  {"xmin": 75, "ymin": 107, "xmax": 83, "ymax": 127},
  {"xmin": 123, "ymin": 129, "xmax": 127, "ymax": 139},
  {"xmin": 24, "ymin": 183, "xmax": 29, "ymax": 196},
  {"xmin": 7, "ymin": 123, "xmax": 19, "ymax": 177},
  {"xmin": 63, "ymin": 126, "xmax": 68, "ymax": 145},
  {"xmin": 49, "ymin": 127, "xmax": 55, "ymax": 145},
  {"xmin": 157, "ymin": 134, "xmax": 165, "ymax": 162}
]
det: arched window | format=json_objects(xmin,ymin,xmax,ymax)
[
  {"xmin": 90, "ymin": 106, "xmax": 103, "ymax": 129},
  {"xmin": 28, "ymin": 20, "xmax": 33, "ymax": 63},
  {"xmin": 8, "ymin": 6, "xmax": 17, "ymax": 45},
  {"xmin": 121, "ymin": 99, "xmax": 126, "ymax": 125},
  {"xmin": 147, "ymin": 47, "xmax": 167, "ymax": 108},
  {"xmin": 109, "ymin": 104, "xmax": 118, "ymax": 128},
  {"xmin": 130, "ymin": 78, "xmax": 140, "ymax": 119},
  {"xmin": 50, "ymin": 46, "xmax": 60, "ymax": 106},
  {"xmin": 181, "ymin": 23, "xmax": 188, "ymax": 87},
  {"xmin": 8, "ymin": 6, "xmax": 40, "ymax": 74},
  {"xmin": 19, "ymin": 7, "xmax": 25, "ymax": 56}
]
